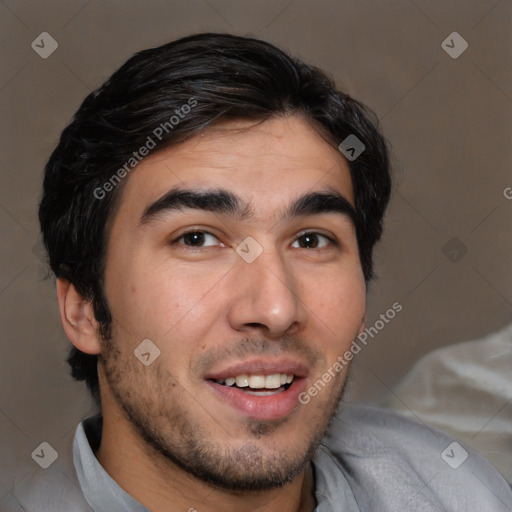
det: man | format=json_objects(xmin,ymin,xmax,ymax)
[{"xmin": 18, "ymin": 33, "xmax": 510, "ymax": 511}]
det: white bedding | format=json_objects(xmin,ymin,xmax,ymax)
[{"xmin": 379, "ymin": 323, "xmax": 512, "ymax": 484}]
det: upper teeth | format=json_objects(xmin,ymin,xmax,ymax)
[{"xmin": 218, "ymin": 374, "xmax": 294, "ymax": 389}]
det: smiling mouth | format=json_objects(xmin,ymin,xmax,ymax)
[{"xmin": 211, "ymin": 373, "xmax": 295, "ymax": 396}]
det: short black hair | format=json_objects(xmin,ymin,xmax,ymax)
[{"xmin": 39, "ymin": 33, "xmax": 391, "ymax": 403}]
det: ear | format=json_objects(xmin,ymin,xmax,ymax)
[{"xmin": 56, "ymin": 278, "xmax": 102, "ymax": 355}]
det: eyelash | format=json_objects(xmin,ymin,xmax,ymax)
[
  {"xmin": 293, "ymin": 231, "xmax": 337, "ymax": 249},
  {"xmin": 174, "ymin": 230, "xmax": 224, "ymax": 248},
  {"xmin": 172, "ymin": 229, "xmax": 337, "ymax": 249}
]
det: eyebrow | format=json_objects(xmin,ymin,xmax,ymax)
[
  {"xmin": 285, "ymin": 190, "xmax": 357, "ymax": 225},
  {"xmin": 139, "ymin": 187, "xmax": 356, "ymax": 226},
  {"xmin": 140, "ymin": 188, "xmax": 248, "ymax": 224}
]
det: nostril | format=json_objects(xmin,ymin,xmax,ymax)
[{"xmin": 244, "ymin": 322, "xmax": 266, "ymax": 329}]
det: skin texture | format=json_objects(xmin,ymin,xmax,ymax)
[{"xmin": 57, "ymin": 116, "xmax": 366, "ymax": 512}]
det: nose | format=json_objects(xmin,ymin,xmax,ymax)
[{"xmin": 226, "ymin": 247, "xmax": 307, "ymax": 337}]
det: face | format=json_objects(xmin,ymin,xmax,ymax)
[{"xmin": 99, "ymin": 116, "xmax": 366, "ymax": 491}]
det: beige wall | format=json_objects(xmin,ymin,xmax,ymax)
[{"xmin": 1, "ymin": 0, "xmax": 510, "ymax": 499}]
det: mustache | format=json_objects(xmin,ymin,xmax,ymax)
[{"xmin": 191, "ymin": 335, "xmax": 322, "ymax": 374}]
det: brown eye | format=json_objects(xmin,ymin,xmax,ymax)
[
  {"xmin": 292, "ymin": 233, "xmax": 331, "ymax": 249},
  {"xmin": 177, "ymin": 231, "xmax": 220, "ymax": 247}
]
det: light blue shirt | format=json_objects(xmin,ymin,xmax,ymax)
[{"xmin": 7, "ymin": 404, "xmax": 512, "ymax": 511}]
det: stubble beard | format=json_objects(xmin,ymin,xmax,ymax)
[{"xmin": 100, "ymin": 335, "xmax": 349, "ymax": 493}]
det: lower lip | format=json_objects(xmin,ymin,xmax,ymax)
[{"xmin": 206, "ymin": 378, "xmax": 307, "ymax": 421}]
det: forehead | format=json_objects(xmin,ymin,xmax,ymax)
[{"xmin": 116, "ymin": 116, "xmax": 354, "ymax": 219}]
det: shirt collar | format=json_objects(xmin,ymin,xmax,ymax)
[
  {"xmin": 312, "ymin": 444, "xmax": 359, "ymax": 511},
  {"xmin": 73, "ymin": 414, "xmax": 149, "ymax": 512}
]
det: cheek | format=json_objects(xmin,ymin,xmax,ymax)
[
  {"xmin": 109, "ymin": 262, "xmax": 227, "ymax": 346},
  {"xmin": 304, "ymin": 267, "xmax": 366, "ymax": 343},
  {"xmin": 106, "ymin": 274, "xmax": 220, "ymax": 383}
]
